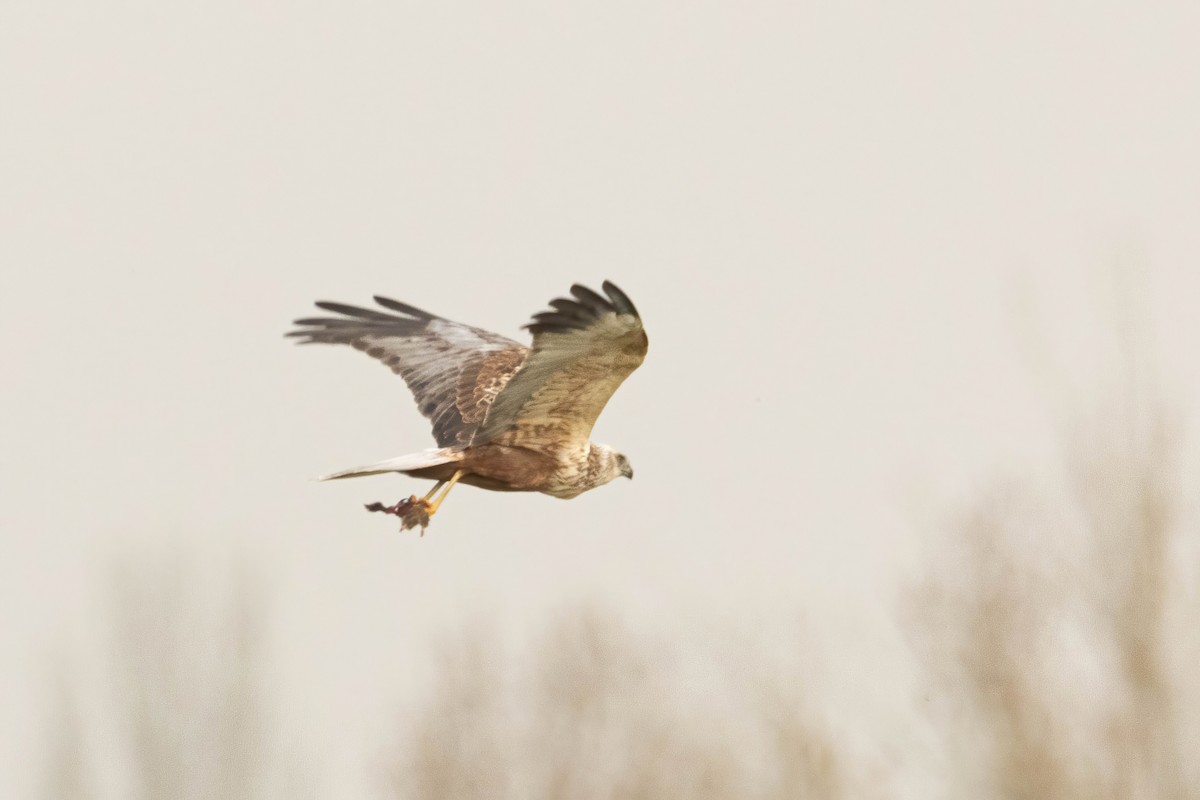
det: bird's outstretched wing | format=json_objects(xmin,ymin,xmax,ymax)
[
  {"xmin": 475, "ymin": 281, "xmax": 647, "ymax": 449},
  {"xmin": 287, "ymin": 297, "xmax": 527, "ymax": 447}
]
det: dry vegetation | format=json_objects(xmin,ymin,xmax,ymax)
[
  {"xmin": 387, "ymin": 609, "xmax": 850, "ymax": 800},
  {"xmin": 910, "ymin": 389, "xmax": 1197, "ymax": 799},
  {"xmin": 41, "ymin": 394, "xmax": 1197, "ymax": 800},
  {"xmin": 383, "ymin": 379, "xmax": 1197, "ymax": 800},
  {"xmin": 38, "ymin": 559, "xmax": 304, "ymax": 800}
]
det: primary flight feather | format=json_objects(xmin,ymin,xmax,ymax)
[{"xmin": 287, "ymin": 280, "xmax": 647, "ymax": 533}]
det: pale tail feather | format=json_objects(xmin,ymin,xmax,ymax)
[{"xmin": 319, "ymin": 448, "xmax": 461, "ymax": 481}]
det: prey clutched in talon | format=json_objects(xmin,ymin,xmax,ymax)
[
  {"xmin": 365, "ymin": 495, "xmax": 432, "ymax": 535},
  {"xmin": 363, "ymin": 470, "xmax": 465, "ymax": 536}
]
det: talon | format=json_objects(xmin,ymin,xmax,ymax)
[
  {"xmin": 363, "ymin": 472, "xmax": 465, "ymax": 536},
  {"xmin": 365, "ymin": 496, "xmax": 431, "ymax": 533},
  {"xmin": 393, "ymin": 496, "xmax": 430, "ymax": 532}
]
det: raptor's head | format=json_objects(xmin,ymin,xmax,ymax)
[
  {"xmin": 615, "ymin": 451, "xmax": 634, "ymax": 480},
  {"xmin": 590, "ymin": 443, "xmax": 634, "ymax": 485}
]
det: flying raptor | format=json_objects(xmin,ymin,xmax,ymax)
[{"xmin": 287, "ymin": 280, "xmax": 647, "ymax": 533}]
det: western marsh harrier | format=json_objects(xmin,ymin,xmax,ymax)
[{"xmin": 288, "ymin": 281, "xmax": 647, "ymax": 533}]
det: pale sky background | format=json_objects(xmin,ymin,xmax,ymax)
[{"xmin": 2, "ymin": 1, "xmax": 1199, "ymax": 797}]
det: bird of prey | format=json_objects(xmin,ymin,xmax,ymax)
[{"xmin": 287, "ymin": 280, "xmax": 647, "ymax": 533}]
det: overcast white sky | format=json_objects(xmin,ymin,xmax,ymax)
[{"xmin": 3, "ymin": 1, "xmax": 1199, "ymax": 796}]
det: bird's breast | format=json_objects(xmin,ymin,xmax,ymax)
[{"xmin": 458, "ymin": 444, "xmax": 558, "ymax": 492}]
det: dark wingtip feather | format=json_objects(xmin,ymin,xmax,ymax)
[
  {"xmin": 548, "ymin": 298, "xmax": 594, "ymax": 321},
  {"xmin": 287, "ymin": 293, "xmax": 444, "ymax": 344},
  {"xmin": 525, "ymin": 282, "xmax": 641, "ymax": 335},
  {"xmin": 373, "ymin": 295, "xmax": 436, "ymax": 319},
  {"xmin": 284, "ymin": 329, "xmax": 334, "ymax": 344},
  {"xmin": 291, "ymin": 317, "xmax": 368, "ymax": 327},
  {"xmin": 314, "ymin": 301, "xmax": 396, "ymax": 321},
  {"xmin": 529, "ymin": 311, "xmax": 586, "ymax": 329},
  {"xmin": 601, "ymin": 281, "xmax": 639, "ymax": 318},
  {"xmin": 569, "ymin": 284, "xmax": 616, "ymax": 314}
]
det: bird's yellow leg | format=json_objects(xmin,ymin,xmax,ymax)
[
  {"xmin": 426, "ymin": 470, "xmax": 465, "ymax": 515},
  {"xmin": 422, "ymin": 480, "xmax": 446, "ymax": 501}
]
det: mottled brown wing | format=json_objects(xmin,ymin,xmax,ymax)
[
  {"xmin": 474, "ymin": 281, "xmax": 647, "ymax": 450},
  {"xmin": 287, "ymin": 296, "xmax": 528, "ymax": 447}
]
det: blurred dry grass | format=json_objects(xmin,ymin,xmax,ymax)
[
  {"xmin": 39, "ymin": 388, "xmax": 1198, "ymax": 799},
  {"xmin": 40, "ymin": 671, "xmax": 88, "ymax": 800},
  {"xmin": 385, "ymin": 378, "xmax": 1197, "ymax": 798},
  {"xmin": 909, "ymin": 388, "xmax": 1198, "ymax": 799},
  {"xmin": 39, "ymin": 557, "xmax": 303, "ymax": 800},
  {"xmin": 388, "ymin": 608, "xmax": 849, "ymax": 800}
]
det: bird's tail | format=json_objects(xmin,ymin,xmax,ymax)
[{"xmin": 318, "ymin": 448, "xmax": 462, "ymax": 481}]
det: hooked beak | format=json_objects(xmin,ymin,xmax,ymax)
[{"xmin": 622, "ymin": 464, "xmax": 634, "ymax": 480}]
